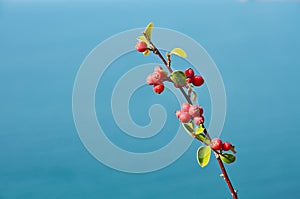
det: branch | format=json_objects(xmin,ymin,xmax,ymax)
[
  {"xmin": 144, "ymin": 37, "xmax": 238, "ymax": 199},
  {"xmin": 216, "ymin": 154, "xmax": 238, "ymax": 199}
]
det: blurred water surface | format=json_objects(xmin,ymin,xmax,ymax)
[{"xmin": 1, "ymin": 0, "xmax": 300, "ymax": 198}]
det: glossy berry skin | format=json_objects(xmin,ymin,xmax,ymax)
[
  {"xmin": 135, "ymin": 41, "xmax": 148, "ymax": 52},
  {"xmin": 181, "ymin": 103, "xmax": 190, "ymax": 112},
  {"xmin": 153, "ymin": 84, "xmax": 164, "ymax": 94},
  {"xmin": 192, "ymin": 75, "xmax": 204, "ymax": 87},
  {"xmin": 210, "ymin": 138, "xmax": 223, "ymax": 151},
  {"xmin": 198, "ymin": 106, "xmax": 204, "ymax": 115},
  {"xmin": 185, "ymin": 68, "xmax": 194, "ymax": 78},
  {"xmin": 179, "ymin": 112, "xmax": 191, "ymax": 123},
  {"xmin": 222, "ymin": 142, "xmax": 232, "ymax": 151},
  {"xmin": 199, "ymin": 116, "xmax": 204, "ymax": 123}
]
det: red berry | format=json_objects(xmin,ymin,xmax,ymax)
[
  {"xmin": 185, "ymin": 68, "xmax": 194, "ymax": 78},
  {"xmin": 222, "ymin": 142, "xmax": 232, "ymax": 151},
  {"xmin": 199, "ymin": 116, "xmax": 204, "ymax": 123},
  {"xmin": 186, "ymin": 77, "xmax": 193, "ymax": 83},
  {"xmin": 153, "ymin": 84, "xmax": 164, "ymax": 94},
  {"xmin": 192, "ymin": 75, "xmax": 204, "ymax": 87},
  {"xmin": 198, "ymin": 106, "xmax": 204, "ymax": 115},
  {"xmin": 179, "ymin": 112, "xmax": 191, "ymax": 123},
  {"xmin": 135, "ymin": 41, "xmax": 148, "ymax": 52},
  {"xmin": 210, "ymin": 138, "xmax": 223, "ymax": 151}
]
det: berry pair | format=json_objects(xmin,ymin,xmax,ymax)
[
  {"xmin": 185, "ymin": 68, "xmax": 204, "ymax": 87},
  {"xmin": 147, "ymin": 66, "xmax": 168, "ymax": 94},
  {"xmin": 176, "ymin": 103, "xmax": 204, "ymax": 125},
  {"xmin": 210, "ymin": 138, "xmax": 232, "ymax": 151}
]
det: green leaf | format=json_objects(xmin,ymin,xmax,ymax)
[
  {"xmin": 195, "ymin": 124, "xmax": 205, "ymax": 135},
  {"xmin": 143, "ymin": 22, "xmax": 154, "ymax": 39},
  {"xmin": 170, "ymin": 48, "xmax": 187, "ymax": 58},
  {"xmin": 220, "ymin": 153, "xmax": 236, "ymax": 164},
  {"xmin": 196, "ymin": 134, "xmax": 206, "ymax": 142},
  {"xmin": 170, "ymin": 70, "xmax": 187, "ymax": 87},
  {"xmin": 195, "ymin": 125, "xmax": 210, "ymax": 145},
  {"xmin": 182, "ymin": 122, "xmax": 194, "ymax": 134},
  {"xmin": 143, "ymin": 49, "xmax": 150, "ymax": 56},
  {"xmin": 196, "ymin": 146, "xmax": 211, "ymax": 167},
  {"xmin": 195, "ymin": 134, "xmax": 211, "ymax": 145},
  {"xmin": 137, "ymin": 35, "xmax": 148, "ymax": 43}
]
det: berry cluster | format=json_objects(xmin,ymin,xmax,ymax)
[
  {"xmin": 136, "ymin": 23, "xmax": 238, "ymax": 199},
  {"xmin": 146, "ymin": 66, "xmax": 168, "ymax": 94},
  {"xmin": 176, "ymin": 103, "xmax": 204, "ymax": 125},
  {"xmin": 185, "ymin": 68, "xmax": 204, "ymax": 87},
  {"xmin": 135, "ymin": 41, "xmax": 148, "ymax": 52},
  {"xmin": 210, "ymin": 138, "xmax": 233, "ymax": 152}
]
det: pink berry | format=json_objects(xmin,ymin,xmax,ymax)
[
  {"xmin": 179, "ymin": 112, "xmax": 191, "ymax": 123},
  {"xmin": 181, "ymin": 103, "xmax": 190, "ymax": 112},
  {"xmin": 192, "ymin": 75, "xmax": 204, "ymax": 87},
  {"xmin": 189, "ymin": 105, "xmax": 200, "ymax": 117},
  {"xmin": 176, "ymin": 110, "xmax": 181, "ymax": 118},
  {"xmin": 185, "ymin": 68, "xmax": 194, "ymax": 78},
  {"xmin": 154, "ymin": 66, "xmax": 168, "ymax": 80},
  {"xmin": 152, "ymin": 72, "xmax": 164, "ymax": 84},
  {"xmin": 194, "ymin": 116, "xmax": 204, "ymax": 125},
  {"xmin": 153, "ymin": 69, "xmax": 167, "ymax": 83},
  {"xmin": 210, "ymin": 138, "xmax": 223, "ymax": 151},
  {"xmin": 153, "ymin": 84, "xmax": 164, "ymax": 94},
  {"xmin": 222, "ymin": 142, "xmax": 232, "ymax": 151},
  {"xmin": 146, "ymin": 74, "xmax": 154, "ymax": 85},
  {"xmin": 135, "ymin": 41, "xmax": 148, "ymax": 52}
]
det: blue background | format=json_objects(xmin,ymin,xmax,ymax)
[{"xmin": 1, "ymin": 0, "xmax": 300, "ymax": 198}]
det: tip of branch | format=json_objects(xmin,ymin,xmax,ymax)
[{"xmin": 230, "ymin": 146, "xmax": 237, "ymax": 154}]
